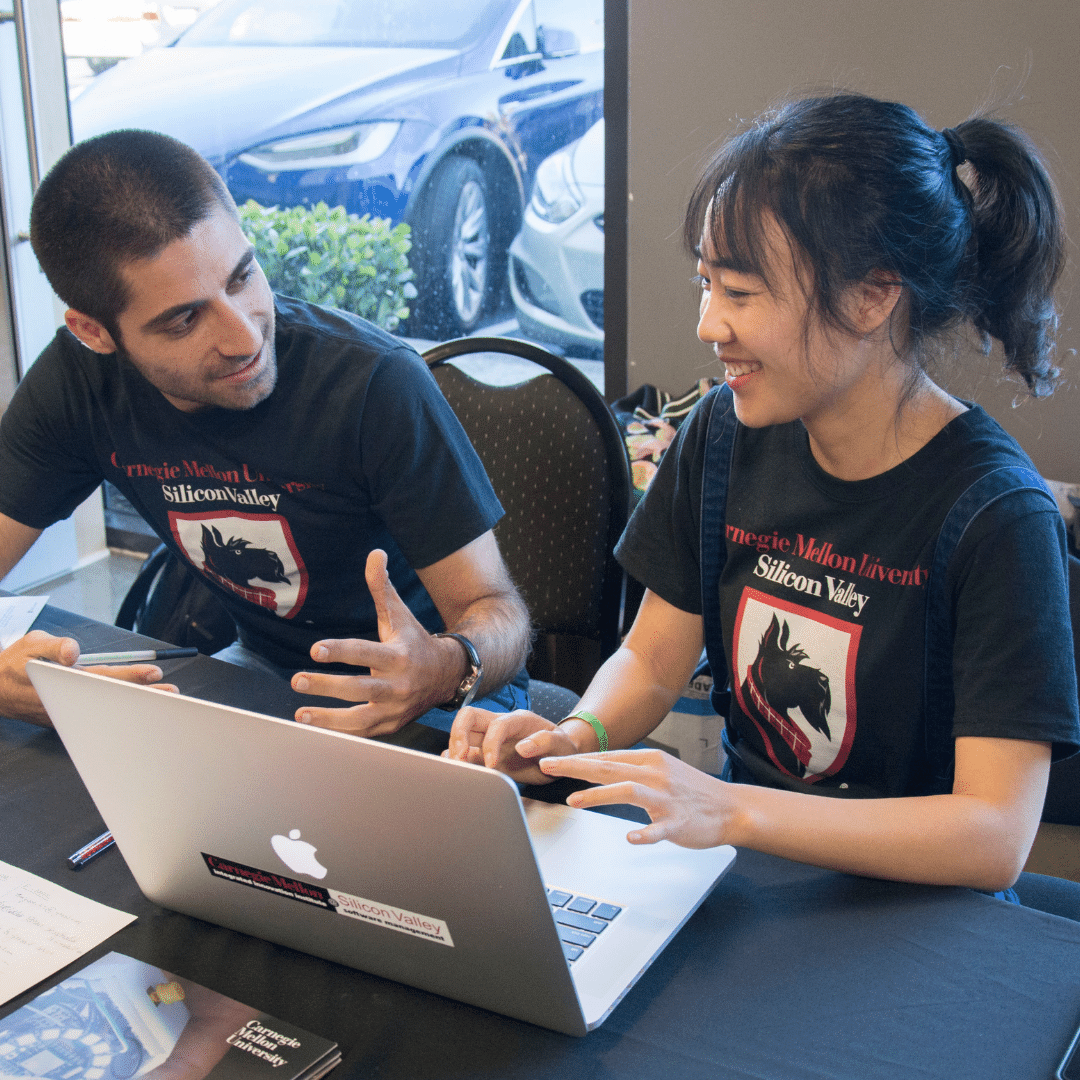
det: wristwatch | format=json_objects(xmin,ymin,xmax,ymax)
[{"xmin": 433, "ymin": 632, "xmax": 483, "ymax": 710}]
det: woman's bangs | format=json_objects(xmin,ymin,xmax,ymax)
[{"xmin": 709, "ymin": 176, "xmax": 777, "ymax": 283}]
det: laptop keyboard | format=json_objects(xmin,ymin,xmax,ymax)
[{"xmin": 546, "ymin": 888, "xmax": 623, "ymax": 962}]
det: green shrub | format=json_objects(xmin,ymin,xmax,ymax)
[{"xmin": 239, "ymin": 200, "xmax": 417, "ymax": 333}]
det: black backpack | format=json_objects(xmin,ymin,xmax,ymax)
[{"xmin": 115, "ymin": 544, "xmax": 237, "ymax": 655}]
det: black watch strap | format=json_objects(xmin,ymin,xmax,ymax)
[{"xmin": 433, "ymin": 632, "xmax": 483, "ymax": 710}]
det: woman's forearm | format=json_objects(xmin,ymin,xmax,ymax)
[
  {"xmin": 727, "ymin": 780, "xmax": 1037, "ymax": 891},
  {"xmin": 546, "ymin": 735, "xmax": 1050, "ymax": 891},
  {"xmin": 559, "ymin": 589, "xmax": 706, "ymax": 753}
]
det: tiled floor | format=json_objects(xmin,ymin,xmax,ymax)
[{"xmin": 18, "ymin": 551, "xmax": 146, "ymax": 626}]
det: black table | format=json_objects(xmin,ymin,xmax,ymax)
[{"xmin": 4, "ymin": 602, "xmax": 1080, "ymax": 1079}]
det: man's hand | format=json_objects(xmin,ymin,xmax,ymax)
[
  {"xmin": 0, "ymin": 630, "xmax": 174, "ymax": 727},
  {"xmin": 445, "ymin": 706, "xmax": 583, "ymax": 785},
  {"xmin": 292, "ymin": 549, "xmax": 466, "ymax": 737}
]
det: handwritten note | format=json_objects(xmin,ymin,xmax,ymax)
[
  {"xmin": 0, "ymin": 860, "xmax": 136, "ymax": 1004},
  {"xmin": 0, "ymin": 595, "xmax": 48, "ymax": 648}
]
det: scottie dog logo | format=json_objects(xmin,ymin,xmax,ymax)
[
  {"xmin": 201, "ymin": 525, "xmax": 290, "ymax": 588},
  {"xmin": 741, "ymin": 614, "xmax": 831, "ymax": 778},
  {"xmin": 169, "ymin": 511, "xmax": 308, "ymax": 618},
  {"xmin": 732, "ymin": 590, "xmax": 860, "ymax": 781}
]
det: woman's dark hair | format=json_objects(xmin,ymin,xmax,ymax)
[
  {"xmin": 684, "ymin": 93, "xmax": 1066, "ymax": 395},
  {"xmin": 30, "ymin": 129, "xmax": 237, "ymax": 345}
]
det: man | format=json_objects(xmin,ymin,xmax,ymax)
[{"xmin": 0, "ymin": 130, "xmax": 530, "ymax": 734}]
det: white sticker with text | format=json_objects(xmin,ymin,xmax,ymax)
[{"xmin": 328, "ymin": 889, "xmax": 454, "ymax": 947}]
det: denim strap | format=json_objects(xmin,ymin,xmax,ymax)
[
  {"xmin": 922, "ymin": 466, "xmax": 1057, "ymax": 793},
  {"xmin": 699, "ymin": 384, "xmax": 739, "ymax": 720}
]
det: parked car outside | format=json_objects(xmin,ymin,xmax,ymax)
[
  {"xmin": 70, "ymin": 0, "xmax": 604, "ymax": 338},
  {"xmin": 61, "ymin": 0, "xmax": 223, "ymax": 94},
  {"xmin": 508, "ymin": 117, "xmax": 602, "ymax": 357}
]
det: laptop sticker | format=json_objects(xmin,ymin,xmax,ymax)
[
  {"xmin": 202, "ymin": 854, "xmax": 454, "ymax": 946},
  {"xmin": 327, "ymin": 890, "xmax": 454, "ymax": 946}
]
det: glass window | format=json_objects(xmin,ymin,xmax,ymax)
[
  {"xmin": 182, "ymin": 0, "xmax": 510, "ymax": 49},
  {"xmin": 63, "ymin": 0, "xmax": 605, "ymax": 381}
]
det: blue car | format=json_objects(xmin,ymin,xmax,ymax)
[{"xmin": 71, "ymin": 0, "xmax": 604, "ymax": 336}]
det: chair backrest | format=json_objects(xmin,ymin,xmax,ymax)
[
  {"xmin": 1042, "ymin": 552, "xmax": 1080, "ymax": 826},
  {"xmin": 115, "ymin": 543, "xmax": 237, "ymax": 656},
  {"xmin": 423, "ymin": 337, "xmax": 631, "ymax": 671}
]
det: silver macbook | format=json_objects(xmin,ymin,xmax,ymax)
[{"xmin": 28, "ymin": 660, "xmax": 736, "ymax": 1036}]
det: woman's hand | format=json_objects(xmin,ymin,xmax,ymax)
[
  {"xmin": 539, "ymin": 747, "xmax": 734, "ymax": 848},
  {"xmin": 446, "ymin": 706, "xmax": 583, "ymax": 784}
]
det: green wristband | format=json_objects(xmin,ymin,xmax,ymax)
[{"xmin": 557, "ymin": 710, "xmax": 608, "ymax": 753}]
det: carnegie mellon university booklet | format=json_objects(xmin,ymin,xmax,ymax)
[{"xmin": 0, "ymin": 951, "xmax": 340, "ymax": 1080}]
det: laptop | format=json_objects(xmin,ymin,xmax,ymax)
[{"xmin": 27, "ymin": 660, "xmax": 736, "ymax": 1036}]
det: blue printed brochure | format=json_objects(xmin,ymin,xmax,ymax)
[{"xmin": 0, "ymin": 951, "xmax": 339, "ymax": 1080}]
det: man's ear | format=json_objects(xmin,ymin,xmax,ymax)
[
  {"xmin": 850, "ymin": 277, "xmax": 903, "ymax": 337},
  {"xmin": 65, "ymin": 309, "xmax": 118, "ymax": 354}
]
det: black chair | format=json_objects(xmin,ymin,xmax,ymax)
[
  {"xmin": 115, "ymin": 543, "xmax": 236, "ymax": 655},
  {"xmin": 423, "ymin": 337, "xmax": 632, "ymax": 720},
  {"xmin": 1041, "ymin": 552, "xmax": 1080, "ymax": 826}
]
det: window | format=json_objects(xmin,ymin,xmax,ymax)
[{"xmin": 65, "ymin": 0, "xmax": 608, "ymax": 384}]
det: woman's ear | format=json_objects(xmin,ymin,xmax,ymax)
[
  {"xmin": 64, "ymin": 309, "xmax": 118, "ymax": 354},
  {"xmin": 850, "ymin": 276, "xmax": 903, "ymax": 337}
]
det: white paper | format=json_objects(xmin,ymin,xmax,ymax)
[
  {"xmin": 0, "ymin": 860, "xmax": 136, "ymax": 1004},
  {"xmin": 0, "ymin": 595, "xmax": 48, "ymax": 648}
]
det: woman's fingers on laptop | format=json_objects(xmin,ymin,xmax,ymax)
[
  {"xmin": 446, "ymin": 705, "xmax": 492, "ymax": 757},
  {"xmin": 448, "ymin": 708, "xmax": 571, "ymax": 784},
  {"xmin": 543, "ymin": 749, "xmax": 731, "ymax": 849}
]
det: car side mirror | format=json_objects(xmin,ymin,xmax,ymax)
[{"xmin": 537, "ymin": 25, "xmax": 580, "ymax": 59}]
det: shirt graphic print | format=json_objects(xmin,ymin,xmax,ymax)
[
  {"xmin": 731, "ymin": 588, "xmax": 861, "ymax": 782},
  {"xmin": 169, "ymin": 510, "xmax": 309, "ymax": 618}
]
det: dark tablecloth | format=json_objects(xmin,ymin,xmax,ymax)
[{"xmin": 3, "ymin": 603, "xmax": 1080, "ymax": 1078}]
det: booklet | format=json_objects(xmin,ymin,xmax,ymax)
[{"xmin": 0, "ymin": 951, "xmax": 341, "ymax": 1080}]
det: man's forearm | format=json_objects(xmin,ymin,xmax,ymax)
[{"xmin": 446, "ymin": 587, "xmax": 531, "ymax": 698}]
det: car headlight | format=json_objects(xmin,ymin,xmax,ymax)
[
  {"xmin": 238, "ymin": 122, "xmax": 401, "ymax": 172},
  {"xmin": 529, "ymin": 149, "xmax": 583, "ymax": 224}
]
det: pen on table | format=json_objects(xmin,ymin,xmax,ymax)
[
  {"xmin": 68, "ymin": 830, "xmax": 115, "ymax": 870},
  {"xmin": 74, "ymin": 648, "xmax": 199, "ymax": 666}
]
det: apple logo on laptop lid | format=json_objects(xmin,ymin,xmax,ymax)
[{"xmin": 271, "ymin": 829, "xmax": 328, "ymax": 879}]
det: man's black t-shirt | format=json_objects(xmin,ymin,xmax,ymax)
[
  {"xmin": 0, "ymin": 296, "xmax": 503, "ymax": 669},
  {"xmin": 616, "ymin": 399, "xmax": 1079, "ymax": 797}
]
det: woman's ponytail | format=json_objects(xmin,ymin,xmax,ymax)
[{"xmin": 949, "ymin": 117, "xmax": 1065, "ymax": 395}]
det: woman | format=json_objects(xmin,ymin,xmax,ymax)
[{"xmin": 447, "ymin": 93, "xmax": 1079, "ymax": 897}]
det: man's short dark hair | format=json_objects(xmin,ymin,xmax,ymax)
[{"xmin": 30, "ymin": 129, "xmax": 237, "ymax": 341}]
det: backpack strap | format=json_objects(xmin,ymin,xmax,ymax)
[
  {"xmin": 699, "ymin": 384, "xmax": 739, "ymax": 719},
  {"xmin": 922, "ymin": 465, "xmax": 1058, "ymax": 793}
]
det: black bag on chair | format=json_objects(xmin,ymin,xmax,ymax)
[{"xmin": 115, "ymin": 545, "xmax": 237, "ymax": 655}]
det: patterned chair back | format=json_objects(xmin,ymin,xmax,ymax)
[{"xmin": 424, "ymin": 338, "xmax": 631, "ymax": 699}]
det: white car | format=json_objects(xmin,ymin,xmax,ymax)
[
  {"xmin": 62, "ymin": 0, "xmax": 222, "ymax": 96},
  {"xmin": 509, "ymin": 118, "xmax": 604, "ymax": 358}
]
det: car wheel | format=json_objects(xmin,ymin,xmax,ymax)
[{"xmin": 411, "ymin": 157, "xmax": 499, "ymax": 337}]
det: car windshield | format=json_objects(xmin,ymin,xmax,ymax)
[{"xmin": 179, "ymin": 0, "xmax": 508, "ymax": 49}]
